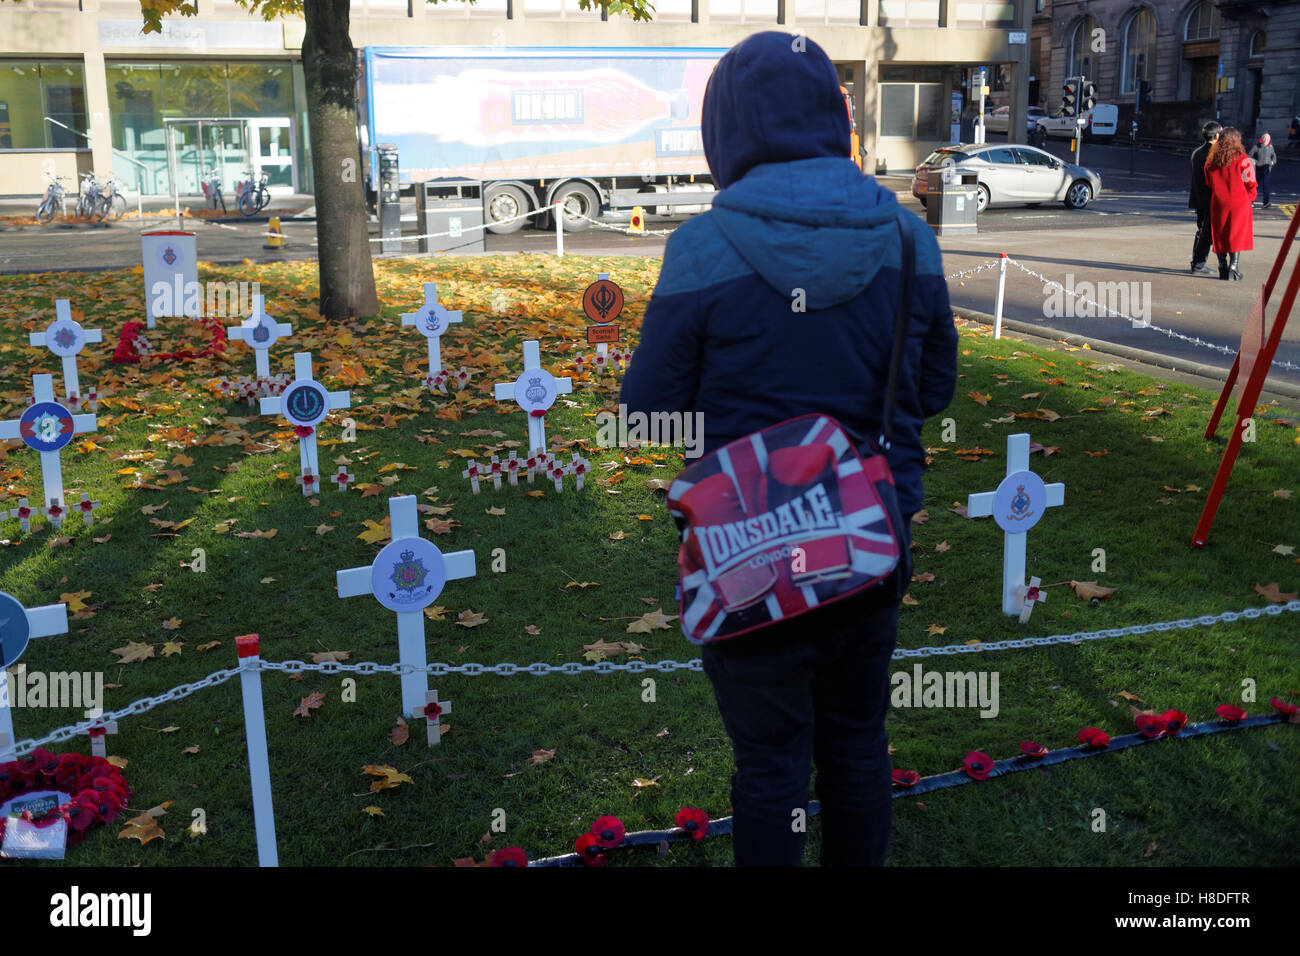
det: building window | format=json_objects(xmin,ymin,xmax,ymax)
[
  {"xmin": 710, "ymin": 0, "xmax": 779, "ymax": 22},
  {"xmin": 1121, "ymin": 8, "xmax": 1156, "ymax": 94},
  {"xmin": 0, "ymin": 61, "xmax": 88, "ymax": 150},
  {"xmin": 879, "ymin": 67, "xmax": 945, "ymax": 142},
  {"xmin": 952, "ymin": 1, "xmax": 1017, "ymax": 28},
  {"xmin": 521, "ymin": 0, "xmax": 603, "ymax": 20},
  {"xmin": 426, "ymin": 0, "xmax": 511, "ymax": 17},
  {"xmin": 1183, "ymin": 1, "xmax": 1219, "ymax": 41},
  {"xmin": 1067, "ymin": 15, "xmax": 1099, "ymax": 80},
  {"xmin": 1249, "ymin": 30, "xmax": 1265, "ymax": 58},
  {"xmin": 796, "ymin": 0, "xmax": 862, "ymax": 24},
  {"xmin": 877, "ymin": 0, "xmax": 939, "ymax": 27}
]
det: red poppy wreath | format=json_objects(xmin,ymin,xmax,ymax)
[
  {"xmin": 112, "ymin": 317, "xmax": 228, "ymax": 365},
  {"xmin": 0, "ymin": 750, "xmax": 131, "ymax": 851}
]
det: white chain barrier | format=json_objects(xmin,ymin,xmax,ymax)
[{"xmin": 11, "ymin": 599, "xmax": 1299, "ymax": 758}]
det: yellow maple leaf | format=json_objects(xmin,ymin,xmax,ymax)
[
  {"xmin": 161, "ymin": 641, "xmax": 183, "ymax": 657},
  {"xmin": 358, "ymin": 517, "xmax": 391, "ymax": 545},
  {"xmin": 626, "ymin": 609, "xmax": 678, "ymax": 634},
  {"xmin": 363, "ymin": 764, "xmax": 414, "ymax": 791},
  {"xmin": 424, "ymin": 605, "xmax": 449, "ymax": 621},
  {"xmin": 161, "ymin": 616, "xmax": 182, "ymax": 630},
  {"xmin": 456, "ymin": 609, "xmax": 488, "ymax": 628},
  {"xmin": 60, "ymin": 590, "xmax": 92, "ymax": 613},
  {"xmin": 361, "ymin": 806, "xmax": 385, "ymax": 817},
  {"xmin": 111, "ymin": 641, "xmax": 155, "ymax": 664}
]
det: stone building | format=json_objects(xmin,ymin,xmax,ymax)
[{"xmin": 1044, "ymin": 0, "xmax": 1297, "ymax": 140}]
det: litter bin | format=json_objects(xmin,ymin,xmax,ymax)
[
  {"xmin": 926, "ymin": 169, "xmax": 979, "ymax": 236},
  {"xmin": 377, "ymin": 144, "xmax": 402, "ymax": 255},
  {"xmin": 414, "ymin": 178, "xmax": 485, "ymax": 254}
]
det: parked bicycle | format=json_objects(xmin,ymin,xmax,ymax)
[
  {"xmin": 95, "ymin": 175, "xmax": 127, "ymax": 222},
  {"xmin": 36, "ymin": 175, "xmax": 69, "ymax": 223},
  {"xmin": 201, "ymin": 168, "xmax": 227, "ymax": 213},
  {"xmin": 74, "ymin": 171, "xmax": 103, "ymax": 220},
  {"xmin": 237, "ymin": 169, "xmax": 270, "ymax": 216}
]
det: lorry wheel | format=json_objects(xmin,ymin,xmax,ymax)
[
  {"xmin": 552, "ymin": 182, "xmax": 599, "ymax": 232},
  {"xmin": 486, "ymin": 185, "xmax": 531, "ymax": 235}
]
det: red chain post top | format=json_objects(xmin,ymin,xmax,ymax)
[{"xmin": 236, "ymin": 634, "xmax": 261, "ymax": 658}]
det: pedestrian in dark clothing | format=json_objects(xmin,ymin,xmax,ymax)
[
  {"xmin": 1206, "ymin": 127, "xmax": 1256, "ymax": 280},
  {"xmin": 621, "ymin": 31, "xmax": 958, "ymax": 867},
  {"xmin": 1249, "ymin": 132, "xmax": 1277, "ymax": 207},
  {"xmin": 1188, "ymin": 120, "xmax": 1221, "ymax": 274}
]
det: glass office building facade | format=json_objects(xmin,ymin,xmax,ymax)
[{"xmin": 106, "ymin": 60, "xmax": 309, "ymax": 196}]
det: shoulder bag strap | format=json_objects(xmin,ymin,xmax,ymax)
[{"xmin": 877, "ymin": 210, "xmax": 916, "ymax": 451}]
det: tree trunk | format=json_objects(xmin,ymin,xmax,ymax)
[{"xmin": 302, "ymin": 0, "xmax": 379, "ymax": 320}]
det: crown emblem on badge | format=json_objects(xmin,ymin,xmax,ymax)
[
  {"xmin": 400, "ymin": 549, "xmax": 415, "ymax": 563},
  {"xmin": 163, "ymin": 246, "xmax": 177, "ymax": 265},
  {"xmin": 524, "ymin": 376, "xmax": 546, "ymax": 403}
]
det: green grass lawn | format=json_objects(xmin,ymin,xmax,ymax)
[{"xmin": 0, "ymin": 255, "xmax": 1296, "ymax": 867}]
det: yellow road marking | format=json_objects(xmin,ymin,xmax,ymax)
[{"xmin": 1277, "ymin": 203, "xmax": 1297, "ymax": 219}]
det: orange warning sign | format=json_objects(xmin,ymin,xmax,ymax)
[
  {"xmin": 587, "ymin": 325, "xmax": 620, "ymax": 345},
  {"xmin": 583, "ymin": 278, "xmax": 624, "ymax": 324}
]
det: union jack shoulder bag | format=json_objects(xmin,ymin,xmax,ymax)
[{"xmin": 667, "ymin": 211, "xmax": 914, "ymax": 645}]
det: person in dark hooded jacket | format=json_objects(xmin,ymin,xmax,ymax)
[{"xmin": 620, "ymin": 32, "xmax": 957, "ymax": 867}]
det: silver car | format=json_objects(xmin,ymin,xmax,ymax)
[{"xmin": 911, "ymin": 143, "xmax": 1102, "ymax": 212}]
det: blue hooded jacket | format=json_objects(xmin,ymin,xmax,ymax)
[{"xmin": 620, "ymin": 31, "xmax": 957, "ymax": 517}]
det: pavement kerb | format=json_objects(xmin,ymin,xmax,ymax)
[{"xmin": 956, "ymin": 306, "xmax": 1300, "ymax": 411}]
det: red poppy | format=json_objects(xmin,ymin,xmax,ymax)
[
  {"xmin": 675, "ymin": 807, "xmax": 710, "ymax": 840},
  {"xmin": 529, "ymin": 409, "xmax": 546, "ymax": 418},
  {"xmin": 591, "ymin": 815, "xmax": 625, "ymax": 848},
  {"xmin": 88, "ymin": 727, "xmax": 106, "ymax": 739},
  {"xmin": 891, "ymin": 769, "xmax": 921, "ymax": 787},
  {"xmin": 65, "ymin": 794, "xmax": 100, "ymax": 831},
  {"xmin": 488, "ymin": 847, "xmax": 529, "ymax": 867},
  {"xmin": 574, "ymin": 833, "xmax": 606, "ymax": 867},
  {"xmin": 1134, "ymin": 713, "xmax": 1166, "ymax": 738},
  {"xmin": 294, "ymin": 425, "xmax": 314, "ymax": 438},
  {"xmin": 1019, "ymin": 741, "xmax": 1048, "ymax": 757},
  {"xmin": 1269, "ymin": 697, "xmax": 1298, "ymax": 716},
  {"xmin": 1077, "ymin": 727, "xmax": 1110, "ymax": 748},
  {"xmin": 423, "ymin": 702, "xmax": 443, "ymax": 721},
  {"xmin": 1159, "ymin": 710, "xmax": 1188, "ymax": 734},
  {"xmin": 963, "ymin": 751, "xmax": 993, "ymax": 781},
  {"xmin": 1215, "ymin": 704, "xmax": 1247, "ymax": 721}
]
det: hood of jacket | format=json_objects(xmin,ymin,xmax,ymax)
[{"xmin": 701, "ymin": 31, "xmax": 900, "ymax": 310}]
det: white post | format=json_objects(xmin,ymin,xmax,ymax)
[
  {"xmin": 555, "ymin": 200, "xmax": 564, "ymax": 257},
  {"xmin": 993, "ymin": 253, "xmax": 1009, "ymax": 340},
  {"xmin": 0, "ymin": 670, "xmax": 15, "ymax": 763},
  {"xmin": 235, "ymin": 634, "xmax": 278, "ymax": 867}
]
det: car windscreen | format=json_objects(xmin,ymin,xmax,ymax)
[{"xmin": 921, "ymin": 149, "xmax": 968, "ymax": 166}]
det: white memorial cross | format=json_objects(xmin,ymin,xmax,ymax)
[
  {"xmin": 505, "ymin": 451, "xmax": 520, "ymax": 486},
  {"xmin": 84, "ymin": 708, "xmax": 118, "ymax": 759},
  {"xmin": 0, "ymin": 591, "xmax": 69, "ymax": 762},
  {"xmin": 1017, "ymin": 575, "xmax": 1046, "ymax": 623},
  {"xmin": 967, "ymin": 433, "xmax": 1065, "ymax": 617},
  {"xmin": 462, "ymin": 459, "xmax": 482, "ymax": 495},
  {"xmin": 493, "ymin": 341, "xmax": 571, "ymax": 454},
  {"xmin": 336, "ymin": 495, "xmax": 476, "ymax": 720},
  {"xmin": 401, "ymin": 282, "xmax": 463, "ymax": 380},
  {"xmin": 259, "ymin": 352, "xmax": 350, "ymax": 495},
  {"xmin": 488, "ymin": 456, "xmax": 503, "ymax": 491},
  {"xmin": 0, "ymin": 375, "xmax": 97, "ymax": 520},
  {"xmin": 421, "ymin": 690, "xmax": 451, "ymax": 747},
  {"xmin": 29, "ymin": 300, "xmax": 102, "ymax": 407},
  {"xmin": 569, "ymin": 453, "xmax": 590, "ymax": 491},
  {"xmin": 228, "ymin": 294, "xmax": 292, "ymax": 381}
]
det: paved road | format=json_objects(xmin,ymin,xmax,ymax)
[{"xmin": 3, "ymin": 171, "xmax": 1297, "ymax": 390}]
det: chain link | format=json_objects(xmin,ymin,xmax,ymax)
[
  {"xmin": 14, "ymin": 601, "xmax": 1298, "ymax": 757},
  {"xmin": 1005, "ymin": 258, "xmax": 1300, "ymax": 373},
  {"xmin": 945, "ymin": 259, "xmax": 1002, "ymax": 282},
  {"xmin": 567, "ymin": 210, "xmax": 680, "ymax": 237},
  {"xmin": 11, "ymin": 667, "xmax": 242, "ymax": 757}
]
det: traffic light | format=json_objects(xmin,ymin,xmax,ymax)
[
  {"xmin": 1136, "ymin": 80, "xmax": 1153, "ymax": 113},
  {"xmin": 1060, "ymin": 77, "xmax": 1080, "ymax": 118},
  {"xmin": 1081, "ymin": 81, "xmax": 1096, "ymax": 113}
]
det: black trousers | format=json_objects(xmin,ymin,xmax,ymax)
[
  {"xmin": 1192, "ymin": 205, "xmax": 1213, "ymax": 266},
  {"xmin": 1258, "ymin": 167, "xmax": 1272, "ymax": 205},
  {"xmin": 701, "ymin": 550, "xmax": 909, "ymax": 867}
]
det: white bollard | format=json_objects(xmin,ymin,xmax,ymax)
[
  {"xmin": 235, "ymin": 634, "xmax": 279, "ymax": 867},
  {"xmin": 993, "ymin": 253, "xmax": 1009, "ymax": 340},
  {"xmin": 555, "ymin": 200, "xmax": 564, "ymax": 258},
  {"xmin": 0, "ymin": 670, "xmax": 15, "ymax": 763}
]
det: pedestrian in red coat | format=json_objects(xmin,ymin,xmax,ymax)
[{"xmin": 1204, "ymin": 127, "xmax": 1256, "ymax": 281}]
